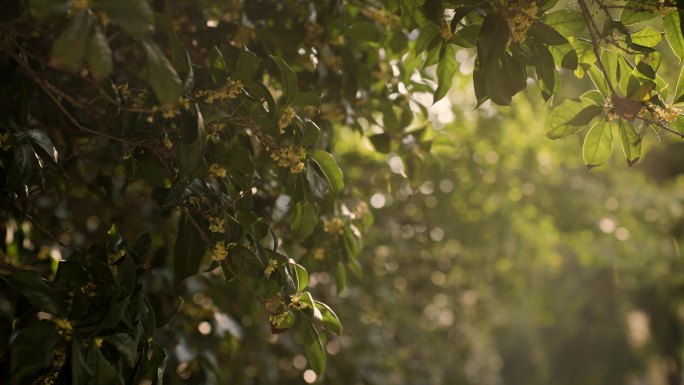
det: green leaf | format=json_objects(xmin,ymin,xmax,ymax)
[
  {"xmin": 173, "ymin": 214, "xmax": 207, "ymax": 283},
  {"xmin": 271, "ymin": 56, "xmax": 298, "ymax": 105},
  {"xmin": 582, "ymin": 120, "xmax": 614, "ymax": 169},
  {"xmin": 617, "ymin": 120, "xmax": 641, "ymax": 166},
  {"xmin": 631, "ymin": 27, "xmax": 662, "ymax": 47},
  {"xmin": 228, "ymin": 245, "xmax": 265, "ymax": 279},
  {"xmin": 293, "ymin": 263, "xmax": 309, "ymax": 292},
  {"xmin": 334, "ymin": 262, "xmax": 346, "ymax": 294},
  {"xmin": 415, "ymin": 22, "xmax": 440, "ymax": 55},
  {"xmin": 302, "ymin": 320, "xmax": 326, "ymax": 376},
  {"xmin": 530, "ymin": 21, "xmax": 568, "ymax": 46},
  {"xmin": 9, "ymin": 322, "xmax": 62, "ymax": 384},
  {"xmin": 477, "ymin": 12, "xmax": 509, "ymax": 65},
  {"xmin": 6, "ymin": 144, "xmax": 35, "ymax": 192},
  {"xmin": 544, "ymin": 10, "xmax": 585, "ymax": 36},
  {"xmin": 141, "ymin": 39, "xmax": 183, "ymax": 105},
  {"xmin": 7, "ymin": 269, "xmax": 64, "ymax": 315},
  {"xmin": 209, "ymin": 47, "xmax": 227, "ymax": 84},
  {"xmin": 149, "ymin": 343, "xmax": 167, "ymax": 385},
  {"xmin": 290, "ymin": 202, "xmax": 318, "ymax": 238},
  {"xmin": 71, "ymin": 340, "xmax": 92, "ymax": 385},
  {"xmin": 291, "ymin": 91, "xmax": 320, "ymax": 107},
  {"xmin": 26, "ymin": 129, "xmax": 58, "ymax": 163},
  {"xmin": 234, "ymin": 51, "xmax": 260, "ymax": 81},
  {"xmin": 369, "ymin": 133, "xmax": 391, "ymax": 153},
  {"xmin": 179, "ymin": 106, "xmax": 207, "ymax": 176},
  {"xmin": 29, "ymin": 0, "xmax": 71, "ymax": 20},
  {"xmin": 620, "ymin": 0, "xmax": 657, "ymax": 25},
  {"xmin": 308, "ymin": 150, "xmax": 344, "ymax": 194},
  {"xmin": 434, "ymin": 44, "xmax": 458, "ymax": 103},
  {"xmin": 94, "ymin": 0, "xmax": 155, "ymax": 38},
  {"xmin": 299, "ymin": 120, "xmax": 321, "ymax": 147},
  {"xmin": 103, "ymin": 334, "xmax": 137, "ymax": 366},
  {"xmin": 87, "ymin": 344, "xmax": 123, "ymax": 385},
  {"xmin": 546, "ymin": 98, "xmax": 602, "ymax": 139},
  {"xmin": 85, "ymin": 26, "xmax": 114, "ymax": 81},
  {"xmin": 674, "ymin": 66, "xmax": 684, "ymax": 104},
  {"xmin": 664, "ymin": 11, "xmax": 684, "ymax": 61},
  {"xmin": 314, "ymin": 301, "xmax": 342, "ymax": 335},
  {"xmin": 450, "ymin": 24, "xmax": 480, "ymax": 48},
  {"xmin": 50, "ymin": 10, "xmax": 92, "ymax": 69}
]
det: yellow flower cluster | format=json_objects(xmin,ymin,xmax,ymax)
[
  {"xmin": 269, "ymin": 311, "xmax": 290, "ymax": 327},
  {"xmin": 54, "ymin": 319, "xmax": 73, "ymax": 340},
  {"xmin": 361, "ymin": 6, "xmax": 400, "ymax": 27},
  {"xmin": 278, "ymin": 106, "xmax": 296, "ymax": 133},
  {"xmin": 271, "ymin": 146, "xmax": 305, "ymax": 173},
  {"xmin": 324, "ymin": 218, "xmax": 345, "ymax": 235},
  {"xmin": 507, "ymin": 0, "xmax": 538, "ymax": 44},
  {"xmin": 312, "ymin": 247, "xmax": 325, "ymax": 261},
  {"xmin": 163, "ymin": 136, "xmax": 173, "ymax": 150},
  {"xmin": 211, "ymin": 241, "xmax": 228, "ymax": 261},
  {"xmin": 353, "ymin": 201, "xmax": 369, "ymax": 218},
  {"xmin": 645, "ymin": 103, "xmax": 681, "ymax": 122},
  {"xmin": 129, "ymin": 88, "xmax": 149, "ymax": 109},
  {"xmin": 81, "ymin": 281, "xmax": 97, "ymax": 298},
  {"xmin": 0, "ymin": 132, "xmax": 11, "ymax": 150},
  {"xmin": 209, "ymin": 163, "xmax": 227, "ymax": 178},
  {"xmin": 197, "ymin": 79, "xmax": 243, "ymax": 104},
  {"xmin": 208, "ymin": 217, "xmax": 225, "ymax": 233},
  {"xmin": 289, "ymin": 296, "xmax": 308, "ymax": 310},
  {"xmin": 264, "ymin": 259, "xmax": 278, "ymax": 275}
]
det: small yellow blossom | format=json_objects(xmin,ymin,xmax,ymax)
[
  {"xmin": 269, "ymin": 311, "xmax": 290, "ymax": 328},
  {"xmin": 197, "ymin": 79, "xmax": 243, "ymax": 104},
  {"xmin": 312, "ymin": 247, "xmax": 325, "ymax": 261},
  {"xmin": 81, "ymin": 281, "xmax": 97, "ymax": 298},
  {"xmin": 361, "ymin": 6, "xmax": 400, "ymax": 27},
  {"xmin": 130, "ymin": 88, "xmax": 149, "ymax": 109},
  {"xmin": 118, "ymin": 83, "xmax": 130, "ymax": 101},
  {"xmin": 264, "ymin": 259, "xmax": 278, "ymax": 275},
  {"xmin": 188, "ymin": 196, "xmax": 202, "ymax": 206},
  {"xmin": 161, "ymin": 105, "xmax": 181, "ymax": 119},
  {"xmin": 54, "ymin": 319, "xmax": 73, "ymax": 339},
  {"xmin": 163, "ymin": 137, "xmax": 173, "ymax": 150},
  {"xmin": 208, "ymin": 121, "xmax": 226, "ymax": 138},
  {"xmin": 353, "ymin": 201, "xmax": 369, "ymax": 217},
  {"xmin": 324, "ymin": 218, "xmax": 345, "ymax": 235},
  {"xmin": 208, "ymin": 217, "xmax": 225, "ymax": 233},
  {"xmin": 278, "ymin": 106, "xmax": 296, "ymax": 133},
  {"xmin": 507, "ymin": 0, "xmax": 538, "ymax": 44},
  {"xmin": 288, "ymin": 296, "xmax": 308, "ymax": 310},
  {"xmin": 271, "ymin": 146, "xmax": 306, "ymax": 173},
  {"xmin": 211, "ymin": 241, "xmax": 228, "ymax": 261},
  {"xmin": 94, "ymin": 338, "xmax": 104, "ymax": 347},
  {"xmin": 209, "ymin": 163, "xmax": 227, "ymax": 178},
  {"xmin": 0, "ymin": 132, "xmax": 11, "ymax": 150}
]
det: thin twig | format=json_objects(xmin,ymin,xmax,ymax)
[{"xmin": 578, "ymin": 0, "xmax": 618, "ymax": 97}]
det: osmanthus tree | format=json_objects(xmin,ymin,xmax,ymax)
[{"xmin": 0, "ymin": 0, "xmax": 683, "ymax": 383}]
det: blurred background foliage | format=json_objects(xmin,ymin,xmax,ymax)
[{"xmin": 3, "ymin": 0, "xmax": 684, "ymax": 384}]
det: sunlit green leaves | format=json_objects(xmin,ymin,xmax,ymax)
[
  {"xmin": 272, "ymin": 55, "xmax": 298, "ymax": 105},
  {"xmin": 309, "ymin": 150, "xmax": 344, "ymax": 194},
  {"xmin": 544, "ymin": 10, "xmax": 585, "ymax": 36},
  {"xmin": 617, "ymin": 120, "xmax": 641, "ymax": 166},
  {"xmin": 314, "ymin": 301, "xmax": 342, "ymax": 335},
  {"xmin": 291, "ymin": 202, "xmax": 318, "ymax": 238},
  {"xmin": 664, "ymin": 11, "xmax": 684, "ymax": 61},
  {"xmin": 434, "ymin": 44, "xmax": 458, "ymax": 102},
  {"xmin": 631, "ymin": 27, "xmax": 662, "ymax": 47},
  {"xmin": 546, "ymin": 98, "xmax": 602, "ymax": 139},
  {"xmin": 582, "ymin": 120, "xmax": 614, "ymax": 169}
]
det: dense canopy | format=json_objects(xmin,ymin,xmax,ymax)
[{"xmin": 2, "ymin": 0, "xmax": 684, "ymax": 384}]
